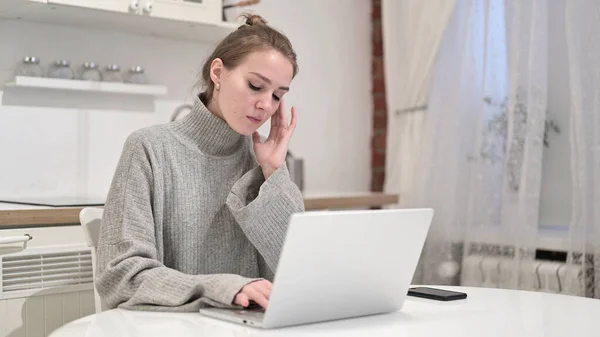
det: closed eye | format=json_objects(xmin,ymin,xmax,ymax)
[
  {"xmin": 249, "ymin": 82, "xmax": 281, "ymax": 102},
  {"xmin": 248, "ymin": 82, "xmax": 261, "ymax": 91}
]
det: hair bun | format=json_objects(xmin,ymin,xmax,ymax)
[{"xmin": 241, "ymin": 13, "xmax": 268, "ymax": 26}]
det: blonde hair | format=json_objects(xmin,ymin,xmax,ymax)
[{"xmin": 199, "ymin": 13, "xmax": 298, "ymax": 102}]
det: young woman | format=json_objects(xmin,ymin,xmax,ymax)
[{"xmin": 96, "ymin": 14, "xmax": 304, "ymax": 312}]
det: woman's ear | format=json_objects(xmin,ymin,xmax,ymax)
[{"xmin": 210, "ymin": 58, "xmax": 224, "ymax": 86}]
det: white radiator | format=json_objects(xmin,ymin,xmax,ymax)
[
  {"xmin": 0, "ymin": 227, "xmax": 95, "ymax": 337},
  {"xmin": 461, "ymin": 255, "xmax": 586, "ymax": 296}
]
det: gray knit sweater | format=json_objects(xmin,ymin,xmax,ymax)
[{"xmin": 96, "ymin": 98, "xmax": 305, "ymax": 312}]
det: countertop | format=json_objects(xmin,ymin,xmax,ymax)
[{"xmin": 0, "ymin": 192, "xmax": 399, "ymax": 227}]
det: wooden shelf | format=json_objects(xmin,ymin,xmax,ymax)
[{"xmin": 5, "ymin": 76, "xmax": 167, "ymax": 96}]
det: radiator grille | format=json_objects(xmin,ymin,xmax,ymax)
[{"xmin": 1, "ymin": 246, "xmax": 93, "ymax": 298}]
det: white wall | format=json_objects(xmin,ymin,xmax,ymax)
[
  {"xmin": 0, "ymin": 0, "xmax": 371, "ymax": 200},
  {"xmin": 538, "ymin": 0, "xmax": 572, "ymax": 228}
]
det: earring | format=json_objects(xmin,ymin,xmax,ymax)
[{"xmin": 216, "ymin": 83, "xmax": 220, "ymax": 90}]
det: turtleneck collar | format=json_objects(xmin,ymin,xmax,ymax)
[{"xmin": 172, "ymin": 96, "xmax": 245, "ymax": 156}]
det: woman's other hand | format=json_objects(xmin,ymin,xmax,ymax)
[{"xmin": 234, "ymin": 279, "xmax": 273, "ymax": 309}]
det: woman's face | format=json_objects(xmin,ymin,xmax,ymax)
[{"xmin": 209, "ymin": 49, "xmax": 294, "ymax": 136}]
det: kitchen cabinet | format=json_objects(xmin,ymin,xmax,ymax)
[
  {"xmin": 46, "ymin": 0, "xmax": 222, "ymax": 25},
  {"xmin": 141, "ymin": 0, "xmax": 221, "ymax": 25},
  {"xmin": 47, "ymin": 0, "xmax": 134, "ymax": 14},
  {"xmin": 0, "ymin": 0, "xmax": 235, "ymax": 43}
]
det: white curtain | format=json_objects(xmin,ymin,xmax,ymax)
[
  {"xmin": 381, "ymin": 0, "xmax": 457, "ymax": 207},
  {"xmin": 408, "ymin": 0, "xmax": 549, "ymax": 288},
  {"xmin": 565, "ymin": 0, "xmax": 600, "ymax": 298}
]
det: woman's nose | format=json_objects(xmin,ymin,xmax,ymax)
[{"xmin": 256, "ymin": 93, "xmax": 272, "ymax": 111}]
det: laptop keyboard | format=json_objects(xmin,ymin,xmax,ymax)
[
  {"xmin": 246, "ymin": 302, "xmax": 266, "ymax": 312},
  {"xmin": 228, "ymin": 302, "xmax": 265, "ymax": 319},
  {"xmin": 228, "ymin": 308, "xmax": 265, "ymax": 321}
]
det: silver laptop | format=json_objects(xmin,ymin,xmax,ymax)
[{"xmin": 199, "ymin": 208, "xmax": 434, "ymax": 329}]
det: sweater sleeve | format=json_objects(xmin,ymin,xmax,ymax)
[
  {"xmin": 96, "ymin": 132, "xmax": 258, "ymax": 312},
  {"xmin": 226, "ymin": 163, "xmax": 305, "ymax": 273}
]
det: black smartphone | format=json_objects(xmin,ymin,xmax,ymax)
[{"xmin": 407, "ymin": 287, "xmax": 467, "ymax": 301}]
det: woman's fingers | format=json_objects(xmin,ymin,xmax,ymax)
[
  {"xmin": 288, "ymin": 106, "xmax": 297, "ymax": 132},
  {"xmin": 234, "ymin": 292, "xmax": 250, "ymax": 307},
  {"xmin": 279, "ymin": 99, "xmax": 288, "ymax": 128},
  {"xmin": 244, "ymin": 286, "xmax": 269, "ymax": 308},
  {"xmin": 235, "ymin": 280, "xmax": 272, "ymax": 309},
  {"xmin": 254, "ymin": 282, "xmax": 271, "ymax": 300}
]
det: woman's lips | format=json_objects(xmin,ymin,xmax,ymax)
[{"xmin": 247, "ymin": 116, "xmax": 261, "ymax": 124}]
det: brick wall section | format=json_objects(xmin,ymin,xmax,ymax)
[{"xmin": 371, "ymin": 0, "xmax": 387, "ymax": 192}]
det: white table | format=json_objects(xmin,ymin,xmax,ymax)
[{"xmin": 50, "ymin": 286, "xmax": 599, "ymax": 337}]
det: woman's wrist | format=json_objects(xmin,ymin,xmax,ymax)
[{"xmin": 261, "ymin": 165, "xmax": 278, "ymax": 180}]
